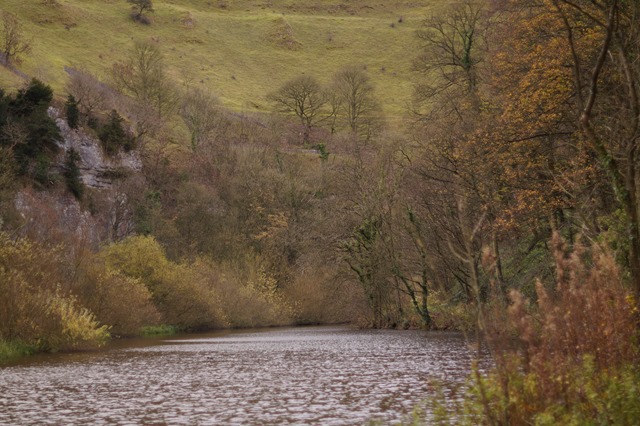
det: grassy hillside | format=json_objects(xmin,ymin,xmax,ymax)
[{"xmin": 0, "ymin": 0, "xmax": 438, "ymax": 116}]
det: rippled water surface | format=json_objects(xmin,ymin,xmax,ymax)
[{"xmin": 0, "ymin": 326, "xmax": 483, "ymax": 425}]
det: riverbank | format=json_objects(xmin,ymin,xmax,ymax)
[
  {"xmin": 0, "ymin": 340, "xmax": 37, "ymax": 362},
  {"xmin": 0, "ymin": 309, "xmax": 477, "ymax": 366},
  {"xmin": 0, "ymin": 321, "xmax": 360, "ymax": 365}
]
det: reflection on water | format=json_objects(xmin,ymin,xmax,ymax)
[{"xmin": 0, "ymin": 326, "xmax": 485, "ymax": 425}]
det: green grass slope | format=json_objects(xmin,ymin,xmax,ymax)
[{"xmin": 0, "ymin": 0, "xmax": 437, "ymax": 116}]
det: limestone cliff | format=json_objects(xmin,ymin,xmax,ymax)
[
  {"xmin": 49, "ymin": 107, "xmax": 142, "ymax": 189},
  {"xmin": 11, "ymin": 108, "xmax": 143, "ymax": 246}
]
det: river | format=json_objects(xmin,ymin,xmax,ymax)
[{"xmin": 0, "ymin": 326, "xmax": 485, "ymax": 425}]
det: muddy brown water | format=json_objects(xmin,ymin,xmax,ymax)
[{"xmin": 0, "ymin": 326, "xmax": 486, "ymax": 425}]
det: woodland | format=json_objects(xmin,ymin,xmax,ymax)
[{"xmin": 0, "ymin": 0, "xmax": 639, "ymax": 423}]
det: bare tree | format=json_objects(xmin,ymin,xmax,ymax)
[
  {"xmin": 324, "ymin": 88, "xmax": 342, "ymax": 135},
  {"xmin": 413, "ymin": 0, "xmax": 487, "ymax": 117},
  {"xmin": 268, "ymin": 75, "xmax": 327, "ymax": 144},
  {"xmin": 180, "ymin": 87, "xmax": 225, "ymax": 152},
  {"xmin": 66, "ymin": 68, "xmax": 114, "ymax": 118},
  {"xmin": 112, "ymin": 41, "xmax": 178, "ymax": 119},
  {"xmin": 332, "ymin": 66, "xmax": 380, "ymax": 139},
  {"xmin": 128, "ymin": 0, "xmax": 154, "ymax": 23},
  {"xmin": 1, "ymin": 119, "xmax": 28, "ymax": 150},
  {"xmin": 0, "ymin": 11, "xmax": 31, "ymax": 65}
]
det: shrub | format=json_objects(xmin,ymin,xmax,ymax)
[
  {"xmin": 456, "ymin": 356, "xmax": 640, "ymax": 426},
  {"xmin": 131, "ymin": 13, "xmax": 152, "ymax": 25},
  {"xmin": 140, "ymin": 324, "xmax": 177, "ymax": 337},
  {"xmin": 101, "ymin": 236, "xmax": 223, "ymax": 330},
  {"xmin": 0, "ymin": 340, "xmax": 36, "ymax": 361},
  {"xmin": 0, "ymin": 146, "xmax": 16, "ymax": 193},
  {"xmin": 42, "ymin": 294, "xmax": 110, "ymax": 351},
  {"xmin": 427, "ymin": 290, "xmax": 477, "ymax": 331},
  {"xmin": 212, "ymin": 258, "xmax": 297, "ymax": 328},
  {"xmin": 314, "ymin": 143, "xmax": 330, "ymax": 161},
  {"xmin": 498, "ymin": 235, "xmax": 638, "ymax": 373},
  {"xmin": 87, "ymin": 115, "xmax": 99, "ymax": 130},
  {"xmin": 103, "ymin": 237, "xmax": 299, "ymax": 329},
  {"xmin": 101, "ymin": 235, "xmax": 168, "ymax": 289},
  {"xmin": 0, "ymin": 233, "xmax": 110, "ymax": 352},
  {"xmin": 0, "ymin": 234, "xmax": 61, "ymax": 342},
  {"xmin": 439, "ymin": 234, "xmax": 640, "ymax": 425},
  {"xmin": 33, "ymin": 153, "xmax": 53, "ymax": 186},
  {"xmin": 74, "ymin": 260, "xmax": 160, "ymax": 337},
  {"xmin": 157, "ymin": 261, "xmax": 223, "ymax": 330}
]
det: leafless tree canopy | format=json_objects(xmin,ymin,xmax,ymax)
[
  {"xmin": 180, "ymin": 87, "xmax": 226, "ymax": 152},
  {"xmin": 268, "ymin": 75, "xmax": 327, "ymax": 143},
  {"xmin": 128, "ymin": 0, "xmax": 154, "ymax": 21},
  {"xmin": 0, "ymin": 11, "xmax": 31, "ymax": 65},
  {"xmin": 332, "ymin": 66, "xmax": 380, "ymax": 138},
  {"xmin": 66, "ymin": 68, "xmax": 114, "ymax": 117},
  {"xmin": 112, "ymin": 41, "xmax": 178, "ymax": 119},
  {"xmin": 413, "ymin": 0, "xmax": 487, "ymax": 118}
]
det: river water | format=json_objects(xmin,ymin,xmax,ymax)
[{"xmin": 0, "ymin": 326, "xmax": 485, "ymax": 425}]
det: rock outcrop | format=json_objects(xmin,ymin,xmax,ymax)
[
  {"xmin": 10, "ymin": 108, "xmax": 143, "ymax": 246},
  {"xmin": 49, "ymin": 107, "xmax": 142, "ymax": 189}
]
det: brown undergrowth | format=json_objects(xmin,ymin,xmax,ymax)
[{"xmin": 432, "ymin": 233, "xmax": 640, "ymax": 425}]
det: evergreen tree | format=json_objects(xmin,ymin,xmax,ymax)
[
  {"xmin": 10, "ymin": 79, "xmax": 53, "ymax": 117},
  {"xmin": 64, "ymin": 148, "xmax": 83, "ymax": 199},
  {"xmin": 99, "ymin": 110, "xmax": 130, "ymax": 156},
  {"xmin": 65, "ymin": 94, "xmax": 79, "ymax": 129},
  {"xmin": 5, "ymin": 79, "xmax": 61, "ymax": 176}
]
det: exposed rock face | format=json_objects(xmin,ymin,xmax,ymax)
[
  {"xmin": 9, "ymin": 108, "xmax": 143, "ymax": 246},
  {"xmin": 49, "ymin": 107, "xmax": 142, "ymax": 189}
]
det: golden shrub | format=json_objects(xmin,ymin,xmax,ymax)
[
  {"xmin": 0, "ymin": 233, "xmax": 110, "ymax": 351},
  {"xmin": 102, "ymin": 236, "xmax": 224, "ymax": 330},
  {"xmin": 43, "ymin": 294, "xmax": 110, "ymax": 351},
  {"xmin": 75, "ymin": 261, "xmax": 161, "ymax": 337}
]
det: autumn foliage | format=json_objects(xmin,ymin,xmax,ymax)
[
  {"xmin": 458, "ymin": 234, "xmax": 640, "ymax": 425},
  {"xmin": 0, "ymin": 233, "xmax": 109, "ymax": 352}
]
